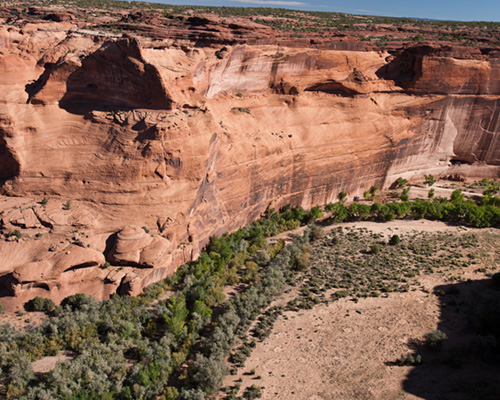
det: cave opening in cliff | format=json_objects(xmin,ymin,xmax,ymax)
[{"xmin": 0, "ymin": 137, "xmax": 20, "ymax": 185}]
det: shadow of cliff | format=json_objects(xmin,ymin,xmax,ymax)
[
  {"xmin": 57, "ymin": 38, "xmax": 172, "ymax": 115},
  {"xmin": 375, "ymin": 45, "xmax": 438, "ymax": 90},
  {"xmin": 402, "ymin": 278, "xmax": 500, "ymax": 400},
  {"xmin": 0, "ymin": 273, "xmax": 16, "ymax": 297}
]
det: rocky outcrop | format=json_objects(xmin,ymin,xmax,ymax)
[{"xmin": 1, "ymin": 10, "xmax": 500, "ymax": 309}]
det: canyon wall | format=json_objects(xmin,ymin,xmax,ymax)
[{"xmin": 1, "ymin": 17, "xmax": 500, "ymax": 309}]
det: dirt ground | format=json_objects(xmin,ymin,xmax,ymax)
[{"xmin": 222, "ymin": 220, "xmax": 494, "ymax": 400}]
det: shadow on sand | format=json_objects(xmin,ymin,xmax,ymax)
[{"xmin": 402, "ymin": 277, "xmax": 500, "ymax": 400}]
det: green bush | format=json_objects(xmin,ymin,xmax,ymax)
[
  {"xmin": 424, "ymin": 174, "xmax": 436, "ymax": 186},
  {"xmin": 395, "ymin": 177, "xmax": 408, "ymax": 188},
  {"xmin": 424, "ymin": 329, "xmax": 448, "ymax": 350},
  {"xmin": 26, "ymin": 296, "xmax": 56, "ymax": 313},
  {"xmin": 338, "ymin": 191, "xmax": 347, "ymax": 203},
  {"xmin": 389, "ymin": 234, "xmax": 400, "ymax": 246},
  {"xmin": 369, "ymin": 244, "xmax": 382, "ymax": 254},
  {"xmin": 7, "ymin": 230, "xmax": 22, "ymax": 240},
  {"xmin": 243, "ymin": 385, "xmax": 262, "ymax": 399},
  {"xmin": 396, "ymin": 353, "xmax": 422, "ymax": 366}
]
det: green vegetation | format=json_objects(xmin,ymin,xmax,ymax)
[
  {"xmin": 7, "ymin": 229, "xmax": 22, "ymax": 240},
  {"xmin": 395, "ymin": 177, "xmax": 408, "ymax": 189},
  {"xmin": 231, "ymin": 107, "xmax": 251, "ymax": 115},
  {"xmin": 363, "ymin": 185, "xmax": 378, "ymax": 201},
  {"xmin": 3, "ymin": 179, "xmax": 500, "ymax": 398},
  {"xmin": 424, "ymin": 174, "xmax": 436, "ymax": 186},
  {"xmin": 285, "ymin": 225, "xmax": 485, "ymax": 312},
  {"xmin": 324, "ymin": 190, "xmax": 500, "ymax": 228},
  {"xmin": 396, "ymin": 353, "xmax": 422, "ymax": 366},
  {"xmin": 0, "ymin": 204, "xmax": 318, "ymax": 399},
  {"xmin": 25, "ymin": 297, "xmax": 56, "ymax": 313},
  {"xmin": 424, "ymin": 329, "xmax": 448, "ymax": 350}
]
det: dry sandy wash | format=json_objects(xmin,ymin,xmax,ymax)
[{"xmin": 221, "ymin": 220, "xmax": 500, "ymax": 400}]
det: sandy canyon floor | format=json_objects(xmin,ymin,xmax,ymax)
[{"xmin": 220, "ymin": 220, "xmax": 500, "ymax": 400}]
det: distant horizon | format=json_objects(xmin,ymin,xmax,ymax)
[{"xmin": 131, "ymin": 0, "xmax": 500, "ymax": 23}]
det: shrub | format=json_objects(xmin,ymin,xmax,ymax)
[
  {"xmin": 253, "ymin": 250, "xmax": 270, "ymax": 266},
  {"xmin": 179, "ymin": 388, "xmax": 206, "ymax": 400},
  {"xmin": 363, "ymin": 185, "xmax": 378, "ymax": 200},
  {"xmin": 294, "ymin": 250, "xmax": 310, "ymax": 271},
  {"xmin": 424, "ymin": 174, "xmax": 436, "ymax": 186},
  {"xmin": 308, "ymin": 225, "xmax": 324, "ymax": 241},
  {"xmin": 369, "ymin": 244, "xmax": 381, "ymax": 254},
  {"xmin": 396, "ymin": 353, "xmax": 422, "ymax": 366},
  {"xmin": 389, "ymin": 234, "xmax": 400, "ymax": 245},
  {"xmin": 400, "ymin": 188, "xmax": 410, "ymax": 202},
  {"xmin": 395, "ymin": 177, "xmax": 408, "ymax": 188},
  {"xmin": 190, "ymin": 353, "xmax": 227, "ymax": 394},
  {"xmin": 41, "ymin": 197, "xmax": 49, "ymax": 205},
  {"xmin": 26, "ymin": 297, "xmax": 56, "ymax": 313},
  {"xmin": 61, "ymin": 293, "xmax": 98, "ymax": 311},
  {"xmin": 243, "ymin": 385, "xmax": 262, "ymax": 399},
  {"xmin": 7, "ymin": 230, "xmax": 22, "ymax": 240},
  {"xmin": 450, "ymin": 189, "xmax": 464, "ymax": 203},
  {"xmin": 428, "ymin": 188, "xmax": 435, "ymax": 199},
  {"xmin": 424, "ymin": 329, "xmax": 448, "ymax": 350},
  {"xmin": 63, "ymin": 200, "xmax": 71, "ymax": 210},
  {"xmin": 338, "ymin": 191, "xmax": 347, "ymax": 203}
]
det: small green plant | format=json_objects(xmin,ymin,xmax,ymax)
[
  {"xmin": 231, "ymin": 107, "xmax": 251, "ymax": 114},
  {"xmin": 424, "ymin": 329, "xmax": 448, "ymax": 350},
  {"xmin": 424, "ymin": 174, "xmax": 436, "ymax": 186},
  {"xmin": 363, "ymin": 185, "xmax": 378, "ymax": 200},
  {"xmin": 400, "ymin": 187, "xmax": 410, "ymax": 202},
  {"xmin": 396, "ymin": 353, "xmax": 422, "ymax": 366},
  {"xmin": 369, "ymin": 243, "xmax": 381, "ymax": 254},
  {"xmin": 428, "ymin": 188, "xmax": 435, "ymax": 199},
  {"xmin": 141, "ymin": 226, "xmax": 150, "ymax": 234},
  {"xmin": 243, "ymin": 385, "xmax": 262, "ymax": 399},
  {"xmin": 63, "ymin": 200, "xmax": 71, "ymax": 210},
  {"xmin": 395, "ymin": 177, "xmax": 408, "ymax": 188},
  {"xmin": 7, "ymin": 230, "xmax": 22, "ymax": 240},
  {"xmin": 389, "ymin": 234, "xmax": 401, "ymax": 245},
  {"xmin": 338, "ymin": 191, "xmax": 348, "ymax": 203},
  {"xmin": 41, "ymin": 197, "xmax": 49, "ymax": 205}
]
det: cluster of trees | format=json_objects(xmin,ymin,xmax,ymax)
[
  {"xmin": 325, "ymin": 189, "xmax": 500, "ymax": 228},
  {"xmin": 0, "ymin": 205, "xmax": 316, "ymax": 399}
]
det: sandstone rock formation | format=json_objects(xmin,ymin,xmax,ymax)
[{"xmin": 1, "ymin": 5, "xmax": 500, "ymax": 309}]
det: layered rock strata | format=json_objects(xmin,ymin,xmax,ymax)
[{"xmin": 1, "ymin": 13, "xmax": 500, "ymax": 309}]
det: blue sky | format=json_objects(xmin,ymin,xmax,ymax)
[{"xmin": 138, "ymin": 0, "xmax": 500, "ymax": 22}]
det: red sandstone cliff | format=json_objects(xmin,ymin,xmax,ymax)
[{"xmin": 1, "ymin": 8, "xmax": 500, "ymax": 310}]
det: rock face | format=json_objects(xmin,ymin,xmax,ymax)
[{"xmin": 1, "ymin": 9, "xmax": 500, "ymax": 309}]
